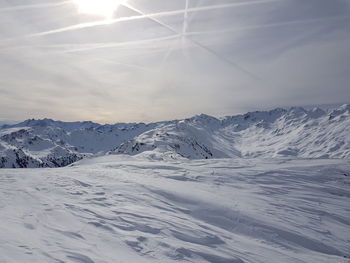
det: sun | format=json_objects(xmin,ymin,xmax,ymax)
[{"xmin": 72, "ymin": 0, "xmax": 126, "ymax": 19}]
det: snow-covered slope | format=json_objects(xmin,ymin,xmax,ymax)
[
  {"xmin": 114, "ymin": 104, "xmax": 350, "ymax": 159},
  {"xmin": 1, "ymin": 156, "xmax": 349, "ymax": 262},
  {"xmin": 0, "ymin": 123, "xmax": 153, "ymax": 168},
  {"xmin": 1, "ymin": 104, "xmax": 350, "ymax": 168}
]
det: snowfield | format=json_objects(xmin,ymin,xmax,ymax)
[{"xmin": 1, "ymin": 155, "xmax": 349, "ymax": 263}]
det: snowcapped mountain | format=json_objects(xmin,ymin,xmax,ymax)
[
  {"xmin": 1, "ymin": 118, "xmax": 99, "ymax": 131},
  {"xmin": 1, "ymin": 104, "xmax": 349, "ymax": 168},
  {"xmin": 114, "ymin": 104, "xmax": 350, "ymax": 159},
  {"xmin": 0, "ymin": 123, "xmax": 153, "ymax": 168}
]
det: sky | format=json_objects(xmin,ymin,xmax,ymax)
[{"xmin": 0, "ymin": 0, "xmax": 349, "ymax": 123}]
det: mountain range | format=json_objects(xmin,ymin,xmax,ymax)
[{"xmin": 1, "ymin": 104, "xmax": 349, "ymax": 168}]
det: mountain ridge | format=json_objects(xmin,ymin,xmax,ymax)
[{"xmin": 1, "ymin": 104, "xmax": 349, "ymax": 168}]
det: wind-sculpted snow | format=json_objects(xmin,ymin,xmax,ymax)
[
  {"xmin": 0, "ymin": 156, "xmax": 349, "ymax": 262},
  {"xmin": 0, "ymin": 104, "xmax": 350, "ymax": 168}
]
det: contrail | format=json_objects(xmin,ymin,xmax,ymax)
[
  {"xmin": 180, "ymin": 0, "xmax": 190, "ymax": 61},
  {"xmin": 186, "ymin": 15, "xmax": 350, "ymax": 37},
  {"xmin": 182, "ymin": 0, "xmax": 189, "ymax": 36},
  {"xmin": 30, "ymin": 20, "xmax": 118, "ymax": 37},
  {"xmin": 0, "ymin": 1, "xmax": 70, "ymax": 12},
  {"xmin": 124, "ymin": 3, "xmax": 260, "ymax": 79},
  {"xmin": 30, "ymin": 0, "xmax": 281, "ymax": 37},
  {"xmin": 11, "ymin": 0, "xmax": 267, "ymax": 79},
  {"xmin": 159, "ymin": 38, "xmax": 181, "ymax": 69},
  {"xmin": 181, "ymin": 0, "xmax": 190, "ymax": 55},
  {"xmin": 0, "ymin": 36, "xmax": 177, "ymax": 53},
  {"xmin": 152, "ymin": 0, "xmax": 281, "ymax": 17},
  {"xmin": 123, "ymin": 3, "xmax": 182, "ymax": 67},
  {"xmin": 188, "ymin": 37, "xmax": 260, "ymax": 80},
  {"xmin": 59, "ymin": 35, "xmax": 180, "ymax": 53},
  {"xmin": 121, "ymin": 3, "xmax": 177, "ymax": 34}
]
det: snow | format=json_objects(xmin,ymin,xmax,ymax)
[
  {"xmin": 1, "ymin": 104, "xmax": 350, "ymax": 168},
  {"xmin": 114, "ymin": 104, "xmax": 350, "ymax": 159},
  {"xmin": 0, "ymin": 155, "xmax": 349, "ymax": 262},
  {"xmin": 1, "ymin": 104, "xmax": 350, "ymax": 262},
  {"xmin": 1, "ymin": 119, "xmax": 101, "ymax": 132}
]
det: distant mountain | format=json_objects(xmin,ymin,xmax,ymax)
[
  {"xmin": 1, "ymin": 118, "xmax": 101, "ymax": 131},
  {"xmin": 1, "ymin": 104, "xmax": 349, "ymax": 168},
  {"xmin": 0, "ymin": 120, "xmax": 17, "ymax": 128}
]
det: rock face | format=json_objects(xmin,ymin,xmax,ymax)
[{"xmin": 1, "ymin": 104, "xmax": 350, "ymax": 168}]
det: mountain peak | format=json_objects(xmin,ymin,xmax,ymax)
[
  {"xmin": 287, "ymin": 106, "xmax": 307, "ymax": 114},
  {"xmin": 186, "ymin": 114, "xmax": 220, "ymax": 126},
  {"xmin": 329, "ymin": 104, "xmax": 350, "ymax": 119},
  {"xmin": 308, "ymin": 107, "xmax": 326, "ymax": 118}
]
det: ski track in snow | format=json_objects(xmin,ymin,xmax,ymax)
[{"xmin": 1, "ymin": 156, "xmax": 350, "ymax": 263}]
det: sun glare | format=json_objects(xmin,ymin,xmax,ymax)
[{"xmin": 72, "ymin": 0, "xmax": 126, "ymax": 19}]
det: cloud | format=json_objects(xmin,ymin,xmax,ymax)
[
  {"xmin": 0, "ymin": 1, "xmax": 70, "ymax": 12},
  {"xmin": 0, "ymin": 0, "xmax": 349, "ymax": 122}
]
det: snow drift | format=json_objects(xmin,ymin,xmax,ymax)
[{"xmin": 1, "ymin": 156, "xmax": 349, "ymax": 262}]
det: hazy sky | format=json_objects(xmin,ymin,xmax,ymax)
[{"xmin": 0, "ymin": 0, "xmax": 349, "ymax": 123}]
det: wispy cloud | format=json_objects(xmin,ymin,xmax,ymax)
[
  {"xmin": 60, "ymin": 35, "xmax": 180, "ymax": 53},
  {"xmin": 0, "ymin": 1, "xmax": 70, "ymax": 12},
  {"xmin": 0, "ymin": 0, "xmax": 349, "ymax": 122},
  {"xmin": 186, "ymin": 15, "xmax": 350, "ymax": 37},
  {"xmin": 182, "ymin": 0, "xmax": 189, "ymax": 36},
  {"xmin": 28, "ymin": 0, "xmax": 283, "ymax": 37},
  {"xmin": 123, "ymin": 2, "xmax": 260, "ymax": 79}
]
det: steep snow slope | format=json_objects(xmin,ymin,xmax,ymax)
[
  {"xmin": 1, "ymin": 104, "xmax": 349, "ymax": 168},
  {"xmin": 0, "ymin": 156, "xmax": 349, "ymax": 262},
  {"xmin": 113, "ymin": 117, "xmax": 233, "ymax": 160},
  {"xmin": 115, "ymin": 105, "xmax": 350, "ymax": 159},
  {"xmin": 222, "ymin": 105, "xmax": 350, "ymax": 159}
]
